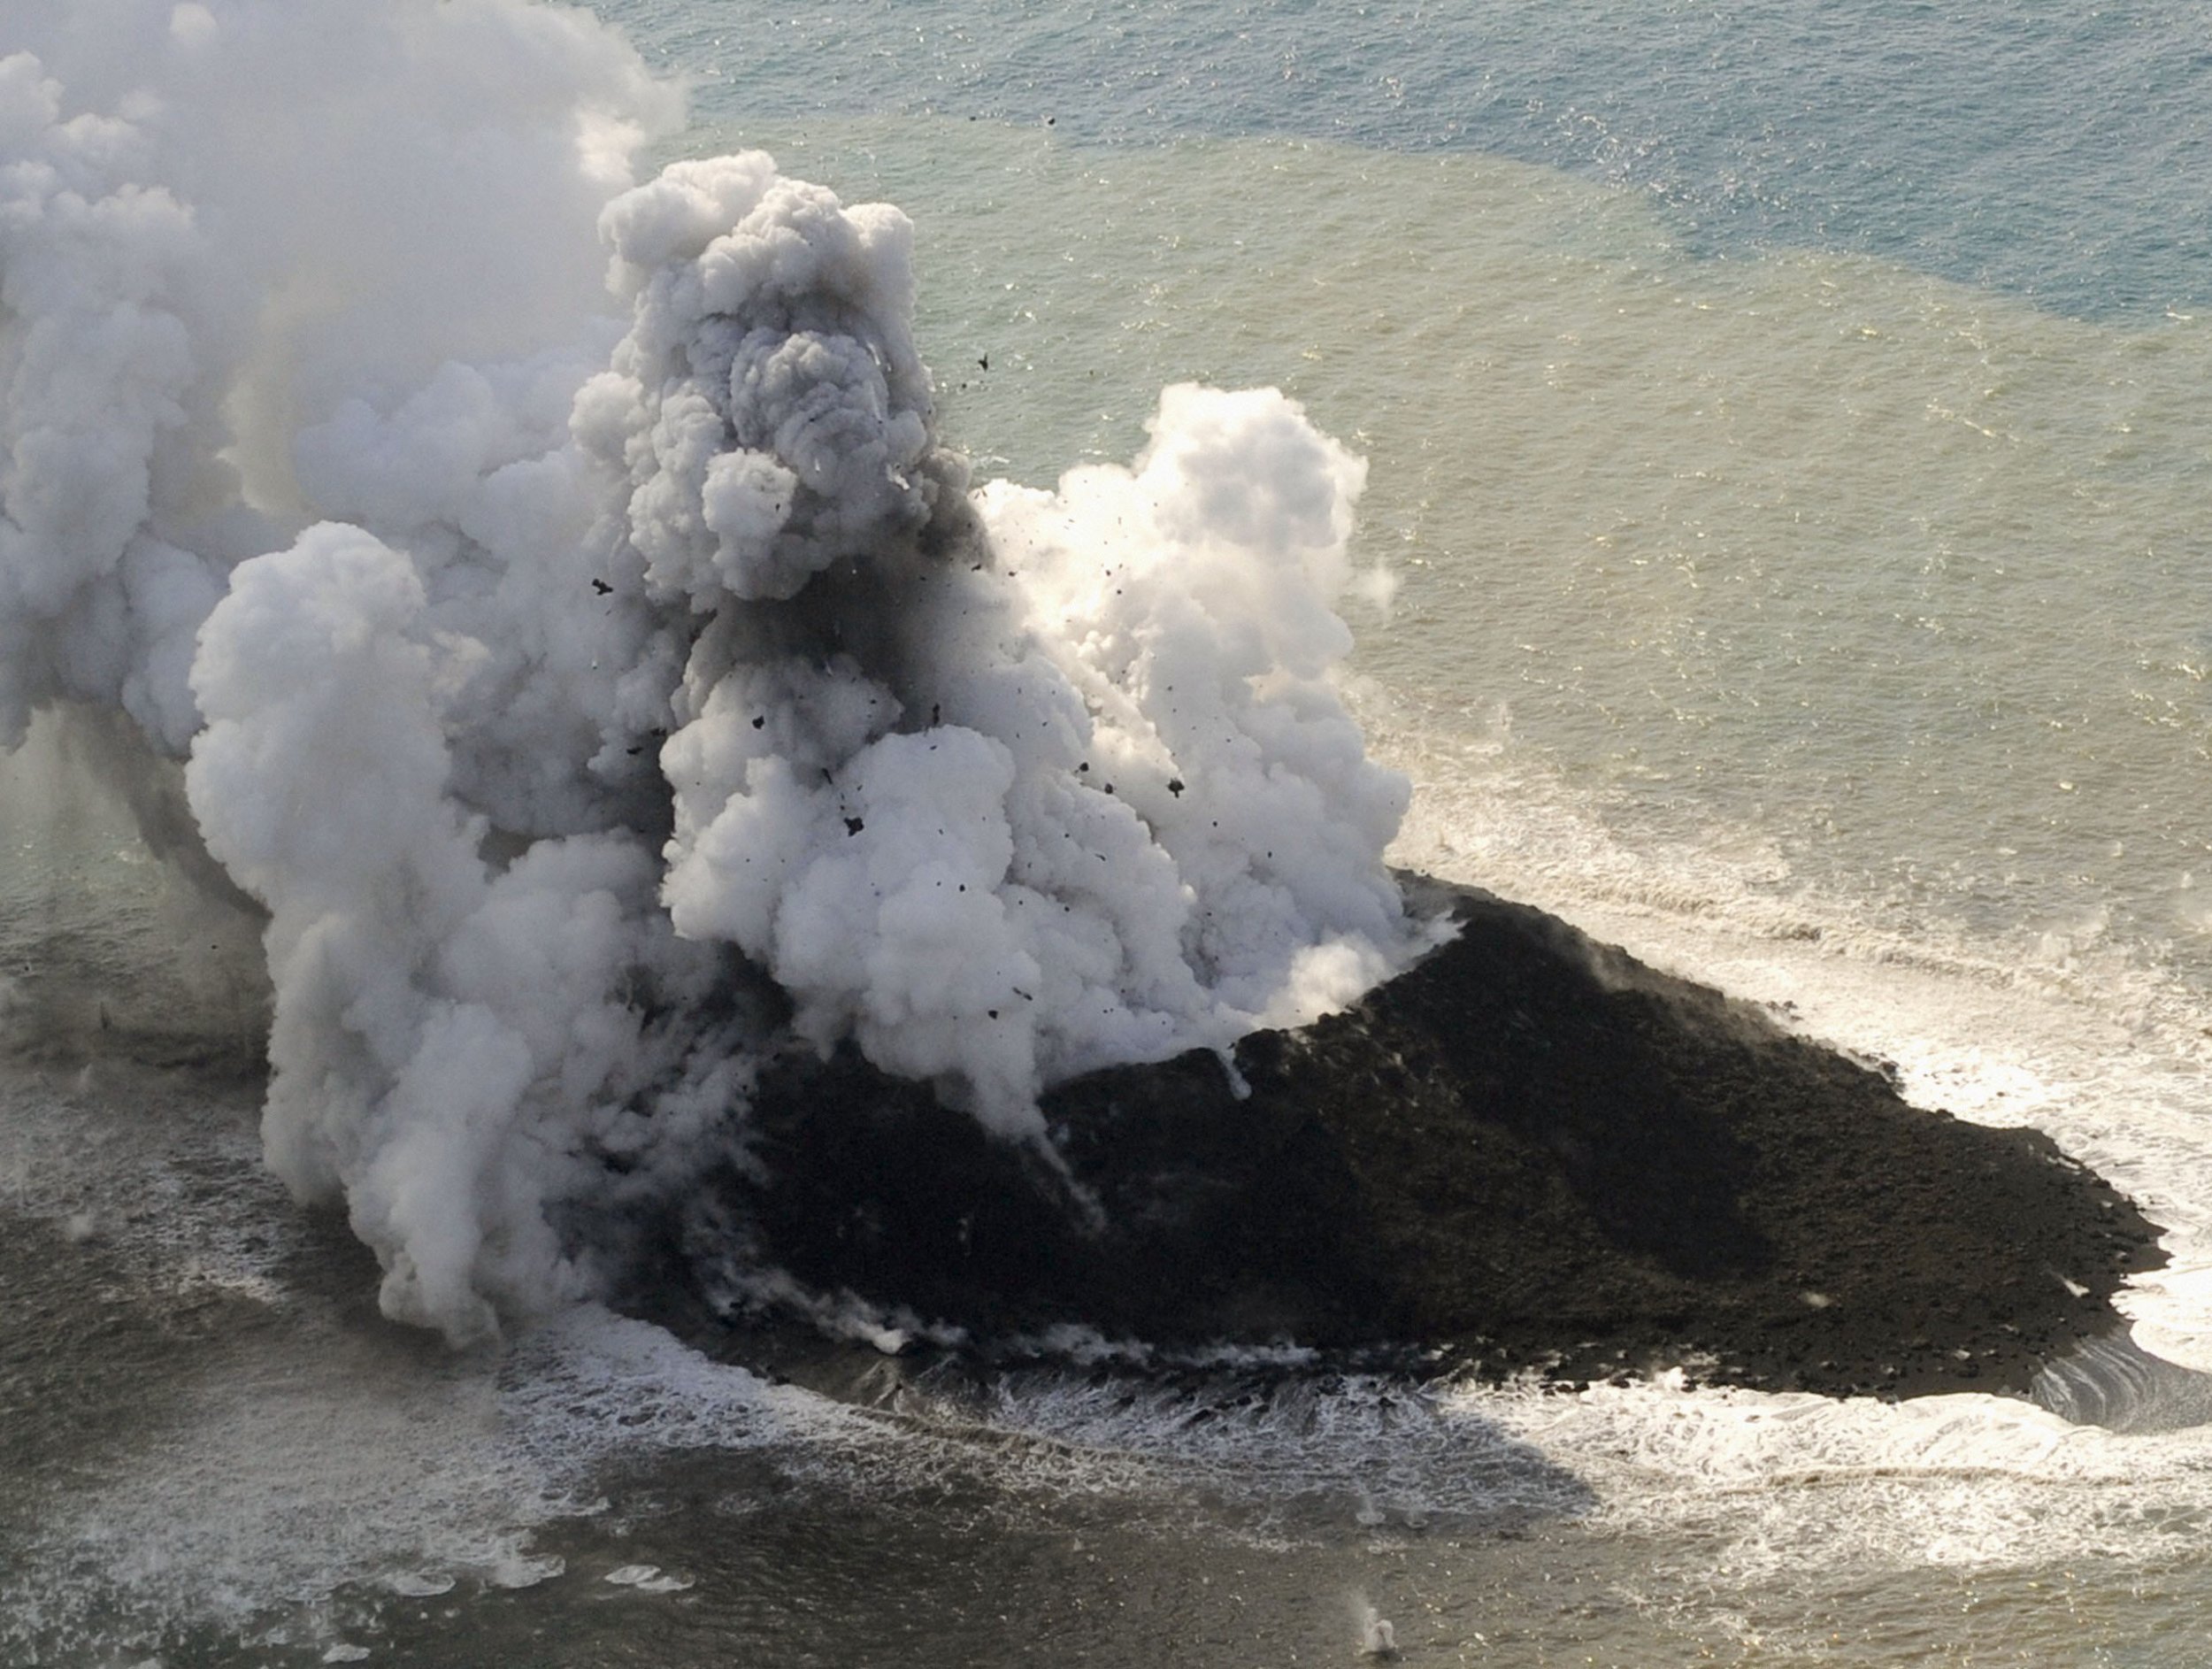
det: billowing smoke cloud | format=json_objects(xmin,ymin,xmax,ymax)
[{"xmin": 1, "ymin": 0, "xmax": 1417, "ymax": 1342}]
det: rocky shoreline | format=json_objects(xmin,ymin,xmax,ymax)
[{"xmin": 648, "ymin": 877, "xmax": 2166, "ymax": 1401}]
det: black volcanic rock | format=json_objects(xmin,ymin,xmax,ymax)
[{"xmin": 650, "ymin": 878, "xmax": 2164, "ymax": 1399}]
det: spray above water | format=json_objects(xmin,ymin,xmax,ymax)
[{"xmin": 0, "ymin": 0, "xmax": 1416, "ymax": 1342}]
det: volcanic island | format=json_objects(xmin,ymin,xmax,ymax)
[{"xmin": 645, "ymin": 875, "xmax": 2165, "ymax": 1403}]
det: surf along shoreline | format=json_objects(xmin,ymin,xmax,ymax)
[{"xmin": 645, "ymin": 874, "xmax": 2167, "ymax": 1403}]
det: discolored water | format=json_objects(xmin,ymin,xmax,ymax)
[{"xmin": 11, "ymin": 2, "xmax": 2212, "ymax": 1664}]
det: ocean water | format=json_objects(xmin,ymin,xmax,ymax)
[{"xmin": 10, "ymin": 1, "xmax": 2212, "ymax": 1663}]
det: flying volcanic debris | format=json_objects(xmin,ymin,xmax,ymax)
[{"xmin": 0, "ymin": 0, "xmax": 1417, "ymax": 1342}]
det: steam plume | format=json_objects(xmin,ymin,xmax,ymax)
[{"xmin": 1, "ymin": 0, "xmax": 1415, "ymax": 1342}]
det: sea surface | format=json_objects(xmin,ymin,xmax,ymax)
[{"xmin": 11, "ymin": 1, "xmax": 2212, "ymax": 1663}]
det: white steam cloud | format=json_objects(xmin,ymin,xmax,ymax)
[{"xmin": 0, "ymin": 0, "xmax": 1417, "ymax": 1342}]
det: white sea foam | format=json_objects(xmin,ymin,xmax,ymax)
[
  {"xmin": 1461, "ymin": 1365, "xmax": 2212, "ymax": 1588},
  {"xmin": 4, "ymin": 1290, "xmax": 859, "ymax": 1645},
  {"xmin": 1334, "ymin": 725, "xmax": 2212, "ymax": 1590},
  {"xmin": 1384, "ymin": 720, "xmax": 2212, "ymax": 1333},
  {"xmin": 12, "ymin": 5, "xmax": 2212, "ymax": 1663}
]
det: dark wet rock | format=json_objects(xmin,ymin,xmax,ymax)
[{"xmin": 641, "ymin": 878, "xmax": 2165, "ymax": 1400}]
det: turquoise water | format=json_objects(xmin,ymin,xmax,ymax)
[
  {"xmin": 616, "ymin": 0, "xmax": 2212, "ymax": 319},
  {"xmin": 10, "ymin": 2, "xmax": 2212, "ymax": 1663},
  {"xmin": 579, "ymin": 3, "xmax": 2212, "ymax": 1657}
]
